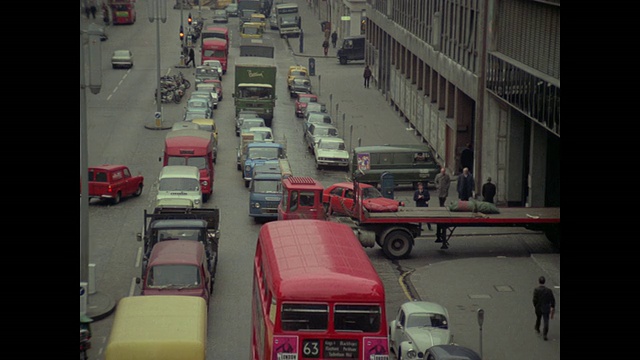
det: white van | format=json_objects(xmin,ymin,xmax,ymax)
[{"xmin": 156, "ymin": 165, "xmax": 202, "ymax": 208}]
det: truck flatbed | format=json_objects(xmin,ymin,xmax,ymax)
[{"xmin": 362, "ymin": 207, "xmax": 560, "ymax": 225}]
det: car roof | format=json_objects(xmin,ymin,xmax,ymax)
[
  {"xmin": 326, "ymin": 182, "xmax": 373, "ymax": 191},
  {"xmin": 427, "ymin": 345, "xmax": 481, "ymax": 360},
  {"xmin": 89, "ymin": 164, "xmax": 128, "ymax": 171},
  {"xmin": 401, "ymin": 301, "xmax": 448, "ymax": 315},
  {"xmin": 148, "ymin": 241, "xmax": 205, "ymax": 267},
  {"xmin": 318, "ymin": 137, "xmax": 343, "ymax": 143}
]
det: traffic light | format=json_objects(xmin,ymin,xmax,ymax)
[
  {"xmin": 188, "ymin": 13, "xmax": 192, "ymax": 26},
  {"xmin": 179, "ymin": 25, "xmax": 184, "ymax": 41}
]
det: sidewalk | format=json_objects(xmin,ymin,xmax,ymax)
[{"xmin": 293, "ymin": 4, "xmax": 560, "ymax": 359}]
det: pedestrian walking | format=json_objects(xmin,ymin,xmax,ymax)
[
  {"xmin": 413, "ymin": 182, "xmax": 432, "ymax": 230},
  {"xmin": 482, "ymin": 177, "xmax": 496, "ymax": 203},
  {"xmin": 90, "ymin": 1, "xmax": 97, "ymax": 19},
  {"xmin": 363, "ymin": 65, "xmax": 372, "ymax": 88},
  {"xmin": 532, "ymin": 276, "xmax": 556, "ymax": 341},
  {"xmin": 434, "ymin": 167, "xmax": 451, "ymax": 207},
  {"xmin": 102, "ymin": 1, "xmax": 110, "ymax": 25},
  {"xmin": 331, "ymin": 31, "xmax": 338, "ymax": 48},
  {"xmin": 186, "ymin": 47, "xmax": 196, "ymax": 68},
  {"xmin": 322, "ymin": 40, "xmax": 329, "ymax": 56},
  {"xmin": 457, "ymin": 167, "xmax": 475, "ymax": 201},
  {"xmin": 460, "ymin": 142, "xmax": 473, "ymax": 173}
]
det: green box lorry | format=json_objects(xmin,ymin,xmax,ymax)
[{"xmin": 233, "ymin": 56, "xmax": 277, "ymax": 127}]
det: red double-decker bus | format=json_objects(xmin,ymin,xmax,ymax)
[
  {"xmin": 109, "ymin": 0, "xmax": 136, "ymax": 25},
  {"xmin": 251, "ymin": 220, "xmax": 390, "ymax": 360}
]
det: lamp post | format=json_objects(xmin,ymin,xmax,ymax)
[
  {"xmin": 180, "ymin": 1, "xmax": 185, "ymax": 65},
  {"xmin": 147, "ymin": 0, "xmax": 168, "ymax": 130},
  {"xmin": 80, "ymin": 17, "xmax": 107, "ymax": 317}
]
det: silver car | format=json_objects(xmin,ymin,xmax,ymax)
[{"xmin": 304, "ymin": 123, "xmax": 339, "ymax": 154}]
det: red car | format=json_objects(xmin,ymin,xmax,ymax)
[
  {"xmin": 322, "ymin": 182, "xmax": 405, "ymax": 216},
  {"xmin": 82, "ymin": 165, "xmax": 144, "ymax": 204},
  {"xmin": 203, "ymin": 78, "xmax": 223, "ymax": 101},
  {"xmin": 295, "ymin": 93, "xmax": 318, "ymax": 118}
]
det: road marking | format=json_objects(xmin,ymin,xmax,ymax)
[
  {"xmin": 129, "ymin": 277, "xmax": 137, "ymax": 297},
  {"xmin": 398, "ymin": 269, "xmax": 416, "ymax": 301},
  {"xmin": 135, "ymin": 246, "xmax": 142, "ymax": 268}
]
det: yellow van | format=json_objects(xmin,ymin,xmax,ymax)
[{"xmin": 105, "ymin": 295, "xmax": 207, "ymax": 360}]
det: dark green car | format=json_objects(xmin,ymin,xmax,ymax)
[{"xmin": 350, "ymin": 144, "xmax": 441, "ymax": 188}]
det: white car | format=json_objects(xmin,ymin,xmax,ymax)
[
  {"xmin": 202, "ymin": 60, "xmax": 223, "ymax": 79},
  {"xmin": 111, "ymin": 49, "xmax": 133, "ymax": 69},
  {"xmin": 304, "ymin": 123, "xmax": 339, "ymax": 154},
  {"xmin": 314, "ymin": 137, "xmax": 349, "ymax": 170},
  {"xmin": 389, "ymin": 301, "xmax": 452, "ymax": 360}
]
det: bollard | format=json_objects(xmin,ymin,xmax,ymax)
[{"xmin": 308, "ymin": 57, "xmax": 316, "ymax": 76}]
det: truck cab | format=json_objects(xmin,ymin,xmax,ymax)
[
  {"xmin": 243, "ymin": 142, "xmax": 286, "ymax": 188},
  {"xmin": 277, "ymin": 176, "xmax": 325, "ymax": 220},
  {"xmin": 249, "ymin": 161, "xmax": 284, "ymax": 221},
  {"xmin": 137, "ymin": 206, "xmax": 221, "ymax": 286},
  {"xmin": 156, "ymin": 165, "xmax": 202, "ymax": 207}
]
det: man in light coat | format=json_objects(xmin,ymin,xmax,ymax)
[{"xmin": 434, "ymin": 167, "xmax": 451, "ymax": 207}]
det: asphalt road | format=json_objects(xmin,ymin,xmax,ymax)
[{"xmin": 80, "ymin": 2, "xmax": 560, "ymax": 359}]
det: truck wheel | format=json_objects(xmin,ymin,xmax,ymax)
[
  {"xmin": 382, "ymin": 230, "xmax": 413, "ymax": 259},
  {"xmin": 339, "ymin": 57, "xmax": 347, "ymax": 65},
  {"xmin": 244, "ymin": 180, "xmax": 250, "ymax": 188},
  {"xmin": 202, "ymin": 193, "xmax": 210, "ymax": 203},
  {"xmin": 133, "ymin": 184, "xmax": 143, "ymax": 197}
]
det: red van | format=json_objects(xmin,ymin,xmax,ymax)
[
  {"xmin": 83, "ymin": 164, "xmax": 144, "ymax": 204},
  {"xmin": 201, "ymin": 38, "xmax": 229, "ymax": 74}
]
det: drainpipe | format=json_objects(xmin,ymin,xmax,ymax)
[{"xmin": 474, "ymin": 0, "xmax": 490, "ymax": 197}]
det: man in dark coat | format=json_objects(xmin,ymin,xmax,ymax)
[
  {"xmin": 457, "ymin": 167, "xmax": 474, "ymax": 201},
  {"xmin": 460, "ymin": 142, "xmax": 473, "ymax": 172},
  {"xmin": 413, "ymin": 182, "xmax": 432, "ymax": 230},
  {"xmin": 532, "ymin": 276, "xmax": 556, "ymax": 341},
  {"xmin": 482, "ymin": 177, "xmax": 496, "ymax": 203}
]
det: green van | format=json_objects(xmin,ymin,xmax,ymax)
[{"xmin": 350, "ymin": 144, "xmax": 441, "ymax": 188}]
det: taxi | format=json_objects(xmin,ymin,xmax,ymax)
[
  {"xmin": 250, "ymin": 13, "xmax": 267, "ymax": 31},
  {"xmin": 287, "ymin": 65, "xmax": 309, "ymax": 89}
]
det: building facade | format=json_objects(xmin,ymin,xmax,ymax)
[{"xmin": 354, "ymin": 0, "xmax": 559, "ymax": 207}]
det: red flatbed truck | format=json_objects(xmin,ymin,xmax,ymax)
[{"xmin": 283, "ymin": 179, "xmax": 560, "ymax": 259}]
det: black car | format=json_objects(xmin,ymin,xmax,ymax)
[{"xmin": 289, "ymin": 77, "xmax": 312, "ymax": 98}]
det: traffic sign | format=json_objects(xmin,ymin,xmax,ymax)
[{"xmin": 154, "ymin": 112, "xmax": 162, "ymax": 119}]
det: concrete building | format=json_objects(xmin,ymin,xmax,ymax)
[{"xmin": 334, "ymin": 0, "xmax": 560, "ymax": 207}]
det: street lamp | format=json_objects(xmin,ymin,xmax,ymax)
[
  {"xmin": 148, "ymin": 0, "xmax": 168, "ymax": 129},
  {"xmin": 80, "ymin": 19, "xmax": 103, "ymax": 317}
]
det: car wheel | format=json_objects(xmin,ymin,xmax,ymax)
[
  {"xmin": 112, "ymin": 192, "xmax": 121, "ymax": 205},
  {"xmin": 339, "ymin": 57, "xmax": 347, "ymax": 65},
  {"xmin": 134, "ymin": 184, "xmax": 143, "ymax": 197}
]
